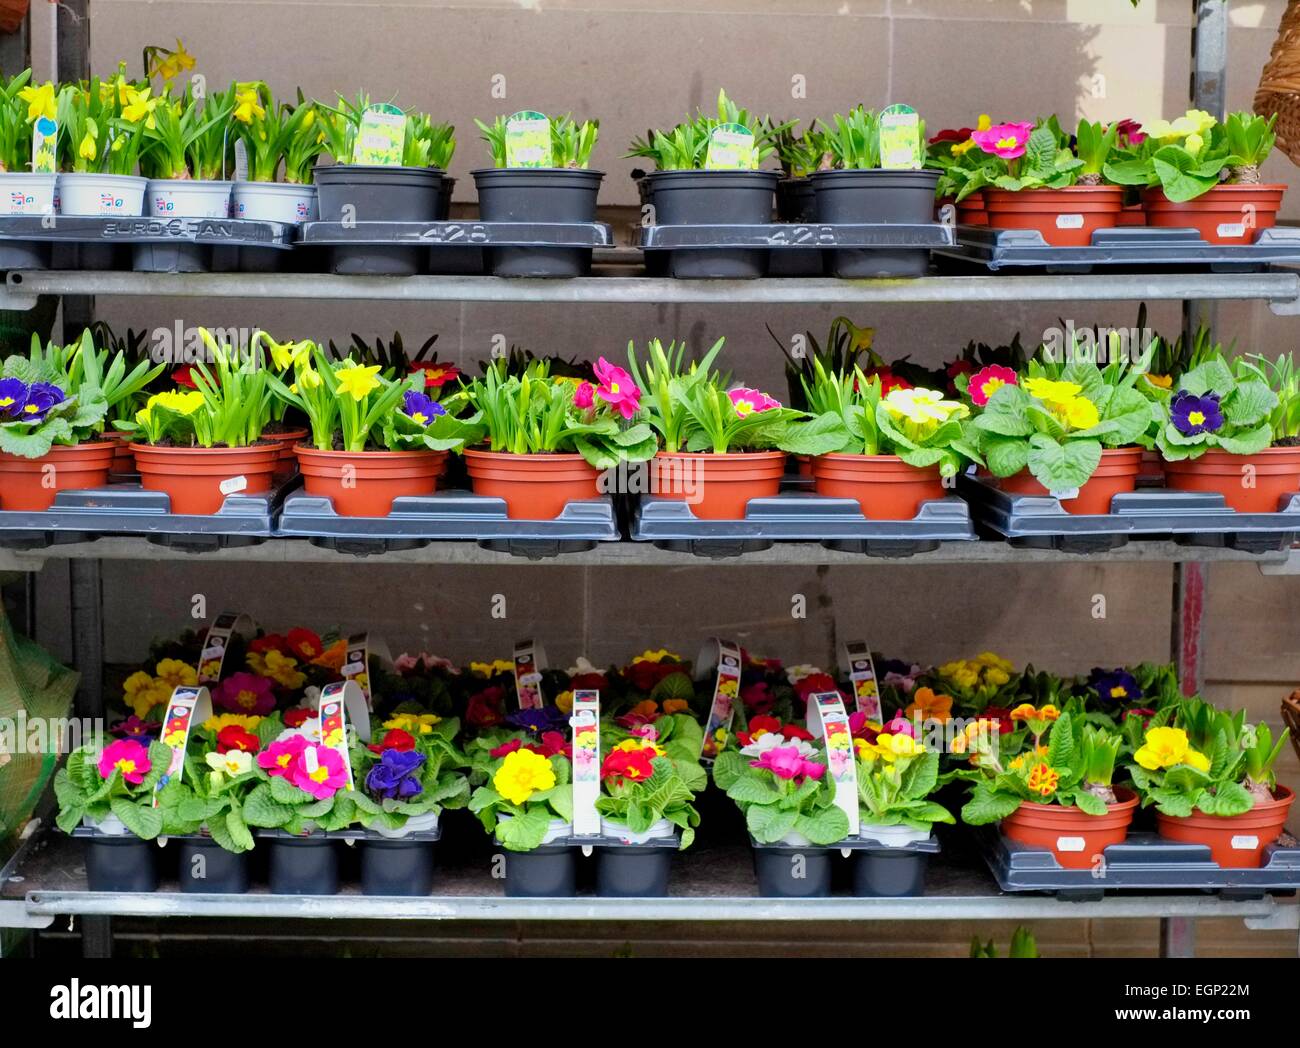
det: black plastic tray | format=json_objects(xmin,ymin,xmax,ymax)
[
  {"xmin": 960, "ymin": 474, "xmax": 1300, "ymax": 553},
  {"xmin": 640, "ymin": 222, "xmax": 954, "ymax": 250},
  {"xmin": 0, "ymin": 480, "xmax": 296, "ymax": 551},
  {"xmin": 978, "ymin": 828, "xmax": 1300, "ymax": 900},
  {"xmin": 297, "ymin": 220, "xmax": 614, "ymax": 248},
  {"xmin": 936, "ymin": 225, "xmax": 1300, "ymax": 273},
  {"xmin": 275, "ymin": 489, "xmax": 619, "ymax": 558},
  {"xmin": 630, "ymin": 492, "xmax": 975, "ymax": 558},
  {"xmin": 0, "ymin": 215, "xmax": 294, "ymax": 248}
]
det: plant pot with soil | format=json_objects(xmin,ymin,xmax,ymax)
[
  {"xmin": 964, "ymin": 352, "xmax": 1157, "ymax": 515},
  {"xmin": 0, "ymin": 328, "xmax": 163, "ymax": 510},
  {"xmin": 781, "ymin": 356, "xmax": 979, "ymax": 520},
  {"xmin": 0, "ymin": 73, "xmax": 62, "ymax": 267},
  {"xmin": 959, "ymin": 708, "xmax": 1136, "ymax": 869},
  {"xmin": 627, "ymin": 90, "xmax": 786, "ymax": 278},
  {"xmin": 473, "ymin": 112, "xmax": 601, "ymax": 277},
  {"xmin": 1128, "ymin": 698, "xmax": 1294, "ymax": 868},
  {"xmin": 628, "ymin": 336, "xmax": 800, "ymax": 519},
  {"xmin": 269, "ymin": 337, "xmax": 474, "ymax": 517},
  {"xmin": 55, "ymin": 736, "xmax": 171, "ymax": 891},
  {"xmin": 1105, "ymin": 110, "xmax": 1286, "ymax": 244},
  {"xmin": 459, "ymin": 356, "xmax": 656, "ymax": 519},
  {"xmin": 1156, "ymin": 351, "xmax": 1300, "ymax": 512},
  {"xmin": 770, "ymin": 124, "xmax": 824, "ymax": 275}
]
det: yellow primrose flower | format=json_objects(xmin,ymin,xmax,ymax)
[
  {"xmin": 123, "ymin": 671, "xmax": 169, "ymax": 719},
  {"xmin": 951, "ymin": 138, "xmax": 977, "ymax": 156},
  {"xmin": 1144, "ymin": 373, "xmax": 1173, "ymax": 389},
  {"xmin": 1135, "ymin": 726, "xmax": 1190, "ymax": 771},
  {"xmin": 1184, "ymin": 749, "xmax": 1211, "ymax": 773},
  {"xmin": 874, "ymin": 732, "xmax": 924, "ymax": 761},
  {"xmin": 854, "ymin": 738, "xmax": 879, "ymax": 761},
  {"xmin": 974, "ymin": 651, "xmax": 1014, "ymax": 673},
  {"xmin": 260, "ymin": 649, "xmax": 306, "ymax": 689},
  {"xmin": 492, "ymin": 748, "xmax": 556, "ymax": 806},
  {"xmin": 205, "ymin": 750, "xmax": 252, "ymax": 776},
  {"xmin": 984, "ymin": 667, "xmax": 1011, "ymax": 687},
  {"xmin": 202, "ymin": 713, "xmax": 262, "ymax": 733},
  {"xmin": 1024, "ymin": 377, "xmax": 1083, "ymax": 406},
  {"xmin": 1184, "ymin": 132, "xmax": 1204, "ymax": 156},
  {"xmin": 18, "ymin": 82, "xmax": 57, "ymax": 122},
  {"xmin": 882, "ymin": 387, "xmax": 968, "ymax": 426},
  {"xmin": 1061, "ymin": 395, "xmax": 1100, "ymax": 430},
  {"xmin": 470, "ymin": 659, "xmax": 514, "ymax": 677},
  {"xmin": 632, "ymin": 649, "xmax": 680, "ymax": 664},
  {"xmin": 555, "ymin": 690, "xmax": 574, "ymax": 714},
  {"xmin": 233, "ymin": 86, "xmax": 266, "ymax": 124},
  {"xmin": 334, "ymin": 363, "xmax": 382, "ymax": 402},
  {"xmin": 383, "ymin": 712, "xmax": 441, "ymax": 735},
  {"xmin": 155, "ymin": 658, "xmax": 198, "ymax": 689}
]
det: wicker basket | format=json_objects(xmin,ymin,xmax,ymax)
[
  {"xmin": 1257, "ymin": 1, "xmax": 1300, "ymax": 165},
  {"xmin": 1283, "ymin": 689, "xmax": 1300, "ymax": 762}
]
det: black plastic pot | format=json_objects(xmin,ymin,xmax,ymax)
[
  {"xmin": 811, "ymin": 168, "xmax": 940, "ymax": 277},
  {"xmin": 360, "ymin": 837, "xmax": 438, "ymax": 896},
  {"xmin": 132, "ymin": 242, "xmax": 207, "ymax": 274},
  {"xmin": 595, "ymin": 844, "xmax": 674, "ymax": 897},
  {"xmin": 427, "ymin": 176, "xmax": 483, "ymax": 275},
  {"xmin": 83, "ymin": 834, "xmax": 158, "ymax": 893},
  {"xmin": 314, "ymin": 164, "xmax": 441, "ymax": 276},
  {"xmin": 851, "ymin": 848, "xmax": 930, "ymax": 897},
  {"xmin": 177, "ymin": 835, "xmax": 250, "ymax": 894},
  {"xmin": 0, "ymin": 241, "xmax": 49, "ymax": 271},
  {"xmin": 52, "ymin": 243, "xmax": 125, "ymax": 271},
  {"xmin": 647, "ymin": 169, "xmax": 778, "ymax": 278},
  {"xmin": 502, "ymin": 844, "xmax": 577, "ymax": 897},
  {"xmin": 472, "ymin": 167, "xmax": 603, "ymax": 278},
  {"xmin": 751, "ymin": 840, "xmax": 833, "ymax": 898},
  {"xmin": 266, "ymin": 834, "xmax": 339, "ymax": 895},
  {"xmin": 772, "ymin": 177, "xmax": 821, "ymax": 277}
]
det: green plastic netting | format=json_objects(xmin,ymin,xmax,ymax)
[{"xmin": 0, "ymin": 601, "xmax": 80, "ymax": 842}]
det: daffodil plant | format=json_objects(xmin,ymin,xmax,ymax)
[
  {"xmin": 476, "ymin": 113, "xmax": 598, "ymax": 169},
  {"xmin": 854, "ymin": 736, "xmax": 954, "ymax": 832},
  {"xmin": 774, "ymin": 123, "xmax": 830, "ymax": 178},
  {"xmin": 139, "ymin": 82, "xmax": 236, "ymax": 179},
  {"xmin": 1127, "ymin": 698, "xmax": 1290, "ymax": 817},
  {"xmin": 0, "ymin": 70, "xmax": 43, "ymax": 172},
  {"xmin": 965, "ymin": 352, "xmax": 1159, "ymax": 493},
  {"xmin": 1154, "ymin": 353, "xmax": 1278, "ymax": 462},
  {"xmin": 712, "ymin": 731, "xmax": 848, "ymax": 845},
  {"xmin": 1235, "ymin": 353, "xmax": 1300, "ymax": 445},
  {"xmin": 626, "ymin": 89, "xmax": 791, "ymax": 171},
  {"xmin": 821, "ymin": 105, "xmax": 928, "ymax": 170},
  {"xmin": 405, "ymin": 113, "xmax": 456, "ymax": 170},
  {"xmin": 232, "ymin": 84, "xmax": 325, "ymax": 183},
  {"xmin": 782, "ymin": 359, "xmax": 981, "ymax": 477},
  {"xmin": 54, "ymin": 735, "xmax": 171, "ymax": 839},
  {"xmin": 469, "ymin": 745, "xmax": 573, "ymax": 851},
  {"xmin": 348, "ymin": 715, "xmax": 471, "ymax": 834},
  {"xmin": 55, "ymin": 72, "xmax": 152, "ymax": 176}
]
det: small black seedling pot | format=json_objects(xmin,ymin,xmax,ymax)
[
  {"xmin": 427, "ymin": 175, "xmax": 483, "ymax": 275},
  {"xmin": 771, "ymin": 177, "xmax": 821, "ymax": 276},
  {"xmin": 502, "ymin": 844, "xmax": 577, "ymax": 897},
  {"xmin": 314, "ymin": 164, "xmax": 441, "ymax": 275},
  {"xmin": 176, "ymin": 835, "xmax": 250, "ymax": 894},
  {"xmin": 751, "ymin": 838, "xmax": 833, "ymax": 897},
  {"xmin": 851, "ymin": 847, "xmax": 930, "ymax": 897},
  {"xmin": 132, "ymin": 242, "xmax": 208, "ymax": 274},
  {"xmin": 265, "ymin": 833, "xmax": 340, "ymax": 895},
  {"xmin": 647, "ymin": 169, "xmax": 778, "ymax": 278},
  {"xmin": 595, "ymin": 839, "xmax": 677, "ymax": 897},
  {"xmin": 811, "ymin": 168, "xmax": 940, "ymax": 277},
  {"xmin": 360, "ymin": 835, "xmax": 439, "ymax": 896},
  {"xmin": 473, "ymin": 167, "xmax": 603, "ymax": 278},
  {"xmin": 79, "ymin": 831, "xmax": 158, "ymax": 893}
]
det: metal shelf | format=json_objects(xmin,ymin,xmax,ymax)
[{"xmin": 4, "ymin": 268, "xmax": 1300, "ymax": 310}]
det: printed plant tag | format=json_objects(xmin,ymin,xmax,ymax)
[
  {"xmin": 879, "ymin": 104, "xmax": 922, "ymax": 170},
  {"xmin": 570, "ymin": 690, "xmax": 600, "ymax": 837},
  {"xmin": 32, "ymin": 115, "xmax": 56, "ymax": 175},
  {"xmin": 1217, "ymin": 222, "xmax": 1247, "ymax": 239},
  {"xmin": 316, "ymin": 680, "xmax": 370, "ymax": 790},
  {"xmin": 505, "ymin": 111, "xmax": 553, "ymax": 168},
  {"xmin": 152, "ymin": 685, "xmax": 213, "ymax": 806},
  {"xmin": 218, "ymin": 475, "xmax": 247, "ymax": 496},
  {"xmin": 352, "ymin": 102, "xmax": 407, "ymax": 166},
  {"xmin": 841, "ymin": 641, "xmax": 882, "ymax": 721},
  {"xmin": 232, "ymin": 138, "xmax": 249, "ymax": 182},
  {"xmin": 698, "ymin": 639, "xmax": 743, "ymax": 760},
  {"xmin": 1055, "ymin": 213, "xmax": 1084, "ymax": 229},
  {"xmin": 513, "ymin": 639, "xmax": 547, "ymax": 710},
  {"xmin": 704, "ymin": 122, "xmax": 754, "ymax": 170},
  {"xmin": 341, "ymin": 632, "xmax": 392, "ymax": 708},
  {"xmin": 1055, "ymin": 836, "xmax": 1086, "ymax": 852},
  {"xmin": 197, "ymin": 612, "xmax": 257, "ymax": 686},
  {"xmin": 1050, "ymin": 487, "xmax": 1080, "ymax": 502},
  {"xmin": 806, "ymin": 690, "xmax": 858, "ymax": 838}
]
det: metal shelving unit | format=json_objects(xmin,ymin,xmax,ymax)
[{"xmin": 1, "ymin": 0, "xmax": 1296, "ymax": 960}]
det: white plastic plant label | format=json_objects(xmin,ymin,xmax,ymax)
[
  {"xmin": 704, "ymin": 122, "xmax": 754, "ymax": 171},
  {"xmin": 152, "ymin": 685, "xmax": 213, "ymax": 806},
  {"xmin": 32, "ymin": 114, "xmax": 57, "ymax": 174},
  {"xmin": 1217, "ymin": 222, "xmax": 1247, "ymax": 239},
  {"xmin": 353, "ymin": 103, "xmax": 407, "ymax": 166},
  {"xmin": 570, "ymin": 690, "xmax": 600, "ymax": 837},
  {"xmin": 879, "ymin": 104, "xmax": 922, "ymax": 170},
  {"xmin": 233, "ymin": 138, "xmax": 249, "ymax": 182},
  {"xmin": 698, "ymin": 638, "xmax": 743, "ymax": 760},
  {"xmin": 1055, "ymin": 836, "xmax": 1086, "ymax": 852},
  {"xmin": 513, "ymin": 639, "xmax": 547, "ymax": 709},
  {"xmin": 317, "ymin": 680, "xmax": 370, "ymax": 790},
  {"xmin": 218, "ymin": 475, "xmax": 247, "ymax": 496},
  {"xmin": 806, "ymin": 690, "xmax": 859, "ymax": 838},
  {"xmin": 504, "ymin": 111, "xmax": 553, "ymax": 168},
  {"xmin": 341, "ymin": 632, "xmax": 392, "ymax": 708},
  {"xmin": 197, "ymin": 611, "xmax": 257, "ymax": 686},
  {"xmin": 1055, "ymin": 213, "xmax": 1084, "ymax": 229},
  {"xmin": 1231, "ymin": 835, "xmax": 1260, "ymax": 850},
  {"xmin": 1050, "ymin": 487, "xmax": 1080, "ymax": 502},
  {"xmin": 840, "ymin": 641, "xmax": 882, "ymax": 720}
]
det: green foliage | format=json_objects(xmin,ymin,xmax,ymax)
[
  {"xmin": 348, "ymin": 718, "xmax": 471, "ymax": 833},
  {"xmin": 971, "ymin": 926, "xmax": 1040, "ymax": 958},
  {"xmin": 625, "ymin": 89, "xmax": 792, "ymax": 171},
  {"xmin": 822, "ymin": 106, "xmax": 927, "ymax": 170},
  {"xmin": 404, "ymin": 113, "xmax": 456, "ymax": 170},
  {"xmin": 139, "ymin": 81, "xmax": 236, "ymax": 180},
  {"xmin": 53, "ymin": 737, "xmax": 172, "ymax": 838},
  {"xmin": 1233, "ymin": 353, "xmax": 1300, "ymax": 443},
  {"xmin": 1104, "ymin": 111, "xmax": 1274, "ymax": 201},
  {"xmin": 596, "ymin": 755, "xmax": 701, "ymax": 850},
  {"xmin": 856, "ymin": 750, "xmax": 954, "ymax": 831},
  {"xmin": 1154, "ymin": 353, "xmax": 1277, "ymax": 462},
  {"xmin": 475, "ymin": 113, "xmax": 598, "ymax": 169},
  {"xmin": 711, "ymin": 747, "xmax": 848, "ymax": 846},
  {"xmin": 0, "ymin": 69, "xmax": 36, "ymax": 172},
  {"xmin": 773, "ymin": 122, "xmax": 829, "ymax": 178},
  {"xmin": 467, "ymin": 749, "xmax": 573, "ymax": 852}
]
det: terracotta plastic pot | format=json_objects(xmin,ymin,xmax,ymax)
[
  {"xmin": 0, "ymin": 441, "xmax": 116, "ymax": 511},
  {"xmin": 983, "ymin": 186, "xmax": 1124, "ymax": 247},
  {"xmin": 791, "ymin": 453, "xmax": 814, "ymax": 478},
  {"xmin": 1117, "ymin": 202, "xmax": 1146, "ymax": 226},
  {"xmin": 650, "ymin": 451, "xmax": 786, "ymax": 520},
  {"xmin": 132, "ymin": 444, "xmax": 279, "ymax": 515},
  {"xmin": 296, "ymin": 446, "xmax": 446, "ymax": 517},
  {"xmin": 1156, "ymin": 786, "xmax": 1294, "ymax": 868},
  {"xmin": 1162, "ymin": 446, "xmax": 1300, "ymax": 513},
  {"xmin": 105, "ymin": 430, "xmax": 136, "ymax": 474},
  {"xmin": 997, "ymin": 446, "xmax": 1143, "ymax": 515},
  {"xmin": 957, "ymin": 191, "xmax": 988, "ymax": 227},
  {"xmin": 1138, "ymin": 447, "xmax": 1164, "ymax": 483},
  {"xmin": 811, "ymin": 453, "xmax": 944, "ymax": 520},
  {"xmin": 265, "ymin": 428, "xmax": 309, "ymax": 475},
  {"xmin": 1001, "ymin": 788, "xmax": 1138, "ymax": 869},
  {"xmin": 1142, "ymin": 184, "xmax": 1286, "ymax": 245},
  {"xmin": 464, "ymin": 449, "xmax": 600, "ymax": 520}
]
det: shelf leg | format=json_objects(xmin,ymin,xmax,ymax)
[
  {"xmin": 1160, "ymin": 916, "xmax": 1197, "ymax": 958},
  {"xmin": 80, "ymin": 916, "xmax": 112, "ymax": 959},
  {"xmin": 69, "ymin": 559, "xmax": 104, "ymax": 720},
  {"xmin": 1172, "ymin": 562, "xmax": 1206, "ymax": 697}
]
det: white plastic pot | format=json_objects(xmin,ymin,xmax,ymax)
[
  {"xmin": 495, "ymin": 814, "xmax": 572, "ymax": 845},
  {"xmin": 778, "ymin": 830, "xmax": 814, "ymax": 847},
  {"xmin": 371, "ymin": 811, "xmax": 440, "ymax": 839},
  {"xmin": 82, "ymin": 812, "xmax": 130, "ymax": 836},
  {"xmin": 146, "ymin": 178, "xmax": 232, "ymax": 219},
  {"xmin": 232, "ymin": 181, "xmax": 317, "ymax": 223},
  {"xmin": 58, "ymin": 173, "xmax": 146, "ymax": 216},
  {"xmin": 856, "ymin": 822, "xmax": 931, "ymax": 849},
  {"xmin": 599, "ymin": 816, "xmax": 675, "ymax": 845},
  {"xmin": 0, "ymin": 172, "xmax": 57, "ymax": 216}
]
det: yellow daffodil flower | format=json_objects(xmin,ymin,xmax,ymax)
[
  {"xmin": 78, "ymin": 131, "xmax": 98, "ymax": 161},
  {"xmin": 18, "ymin": 82, "xmax": 57, "ymax": 122},
  {"xmin": 335, "ymin": 363, "xmax": 382, "ymax": 402},
  {"xmin": 492, "ymin": 748, "xmax": 556, "ymax": 806},
  {"xmin": 1134, "ymin": 726, "xmax": 1190, "ymax": 771},
  {"xmin": 233, "ymin": 86, "xmax": 266, "ymax": 125},
  {"xmin": 121, "ymin": 87, "xmax": 159, "ymax": 130}
]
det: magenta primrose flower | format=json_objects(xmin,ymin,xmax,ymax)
[
  {"xmin": 287, "ymin": 743, "xmax": 349, "ymax": 800},
  {"xmin": 883, "ymin": 714, "xmax": 916, "ymax": 738},
  {"xmin": 594, "ymin": 357, "xmax": 641, "ymax": 419},
  {"xmin": 98, "ymin": 738, "xmax": 152, "ymax": 784},
  {"xmin": 213, "ymin": 671, "xmax": 277, "ymax": 716},
  {"xmin": 751, "ymin": 745, "xmax": 827, "ymax": 783},
  {"xmin": 573, "ymin": 380, "xmax": 595, "ymax": 409},
  {"xmin": 258, "ymin": 734, "xmax": 309, "ymax": 778},
  {"xmin": 972, "ymin": 121, "xmax": 1035, "ymax": 160},
  {"xmin": 728, "ymin": 387, "xmax": 781, "ymax": 418}
]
